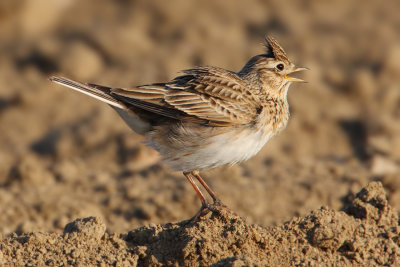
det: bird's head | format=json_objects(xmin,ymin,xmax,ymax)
[{"xmin": 239, "ymin": 36, "xmax": 307, "ymax": 98}]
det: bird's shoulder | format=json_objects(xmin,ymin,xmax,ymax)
[{"xmin": 169, "ymin": 66, "xmax": 260, "ymax": 104}]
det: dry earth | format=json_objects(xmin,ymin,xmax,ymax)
[
  {"xmin": 0, "ymin": 182, "xmax": 399, "ymax": 266},
  {"xmin": 0, "ymin": 0, "xmax": 399, "ymax": 266}
]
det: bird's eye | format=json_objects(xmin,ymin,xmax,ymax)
[{"xmin": 276, "ymin": 63, "xmax": 285, "ymax": 71}]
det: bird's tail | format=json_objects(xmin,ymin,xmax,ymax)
[
  {"xmin": 49, "ymin": 76, "xmax": 125, "ymax": 109},
  {"xmin": 50, "ymin": 76, "xmax": 152, "ymax": 134}
]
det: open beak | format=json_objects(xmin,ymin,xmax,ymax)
[{"xmin": 284, "ymin": 66, "xmax": 308, "ymax": 82}]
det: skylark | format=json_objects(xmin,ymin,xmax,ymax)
[{"xmin": 50, "ymin": 36, "xmax": 306, "ymax": 218}]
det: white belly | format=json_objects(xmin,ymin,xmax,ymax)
[{"xmin": 155, "ymin": 126, "xmax": 275, "ymax": 172}]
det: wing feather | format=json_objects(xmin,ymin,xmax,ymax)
[{"xmin": 111, "ymin": 66, "xmax": 260, "ymax": 125}]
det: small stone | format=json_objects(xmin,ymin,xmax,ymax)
[
  {"xmin": 63, "ymin": 217, "xmax": 106, "ymax": 240},
  {"xmin": 9, "ymin": 153, "xmax": 55, "ymax": 186},
  {"xmin": 370, "ymin": 156, "xmax": 398, "ymax": 176},
  {"xmin": 368, "ymin": 135, "xmax": 392, "ymax": 155},
  {"xmin": 351, "ymin": 70, "xmax": 376, "ymax": 99}
]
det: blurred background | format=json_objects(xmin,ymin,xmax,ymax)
[{"xmin": 0, "ymin": 0, "xmax": 399, "ymax": 235}]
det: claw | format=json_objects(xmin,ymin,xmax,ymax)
[{"xmin": 187, "ymin": 202, "xmax": 212, "ymax": 223}]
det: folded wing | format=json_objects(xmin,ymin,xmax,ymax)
[{"xmin": 112, "ymin": 66, "xmax": 260, "ymax": 126}]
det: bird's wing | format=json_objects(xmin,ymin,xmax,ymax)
[{"xmin": 112, "ymin": 66, "xmax": 260, "ymax": 125}]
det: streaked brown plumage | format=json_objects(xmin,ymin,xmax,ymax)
[{"xmin": 50, "ymin": 36, "xmax": 306, "ymax": 218}]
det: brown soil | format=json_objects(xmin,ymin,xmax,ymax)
[
  {"xmin": 1, "ymin": 183, "xmax": 399, "ymax": 266},
  {"xmin": 0, "ymin": 0, "xmax": 400, "ymax": 266}
]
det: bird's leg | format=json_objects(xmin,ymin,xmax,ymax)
[
  {"xmin": 191, "ymin": 170, "xmax": 223, "ymax": 206},
  {"xmin": 183, "ymin": 172, "xmax": 211, "ymax": 220}
]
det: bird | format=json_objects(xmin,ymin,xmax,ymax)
[{"xmin": 50, "ymin": 36, "xmax": 306, "ymax": 219}]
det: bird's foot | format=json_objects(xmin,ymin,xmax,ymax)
[
  {"xmin": 209, "ymin": 199, "xmax": 237, "ymax": 216},
  {"xmin": 186, "ymin": 202, "xmax": 212, "ymax": 223},
  {"xmin": 185, "ymin": 200, "xmax": 237, "ymax": 224}
]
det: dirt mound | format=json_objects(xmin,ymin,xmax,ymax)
[{"xmin": 1, "ymin": 182, "xmax": 398, "ymax": 266}]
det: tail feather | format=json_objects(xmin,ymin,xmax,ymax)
[
  {"xmin": 50, "ymin": 76, "xmax": 153, "ymax": 134},
  {"xmin": 49, "ymin": 77, "xmax": 125, "ymax": 109}
]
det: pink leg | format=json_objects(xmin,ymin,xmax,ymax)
[
  {"xmin": 191, "ymin": 170, "xmax": 222, "ymax": 205},
  {"xmin": 183, "ymin": 172, "xmax": 211, "ymax": 220}
]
